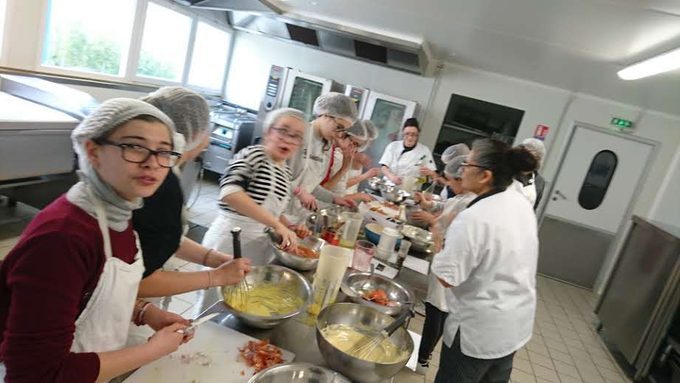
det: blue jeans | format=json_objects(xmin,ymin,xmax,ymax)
[{"xmin": 434, "ymin": 331, "xmax": 515, "ymax": 383}]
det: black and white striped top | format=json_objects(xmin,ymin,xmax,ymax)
[{"xmin": 218, "ymin": 145, "xmax": 293, "ymax": 216}]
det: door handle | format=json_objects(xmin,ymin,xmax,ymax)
[{"xmin": 552, "ymin": 190, "xmax": 567, "ymax": 201}]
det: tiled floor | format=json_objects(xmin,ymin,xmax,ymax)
[{"xmin": 0, "ymin": 176, "xmax": 632, "ymax": 383}]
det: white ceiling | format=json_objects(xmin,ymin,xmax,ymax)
[{"xmin": 277, "ymin": 0, "xmax": 680, "ymax": 116}]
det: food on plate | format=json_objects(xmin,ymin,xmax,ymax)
[
  {"xmin": 361, "ymin": 288, "xmax": 398, "ymax": 307},
  {"xmin": 369, "ymin": 206, "xmax": 386, "ymax": 214},
  {"xmin": 292, "ymin": 245, "xmax": 319, "ymax": 259},
  {"xmin": 238, "ymin": 339, "xmax": 284, "ymax": 374},
  {"xmin": 382, "ymin": 201, "xmax": 399, "ymax": 210},
  {"xmin": 320, "ymin": 323, "xmax": 408, "ymax": 363},
  {"xmin": 223, "ymin": 281, "xmax": 303, "ymax": 316}
]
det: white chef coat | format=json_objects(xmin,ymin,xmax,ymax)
[
  {"xmin": 345, "ymin": 167, "xmax": 363, "ymax": 194},
  {"xmin": 379, "ymin": 141, "xmax": 436, "ymax": 179},
  {"xmin": 510, "ymin": 178, "xmax": 537, "ymax": 207},
  {"xmin": 432, "ymin": 188, "xmax": 538, "ymax": 359}
]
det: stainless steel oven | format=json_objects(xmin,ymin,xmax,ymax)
[{"xmin": 202, "ymin": 103, "xmax": 256, "ymax": 175}]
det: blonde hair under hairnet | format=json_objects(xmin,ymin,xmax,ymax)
[
  {"xmin": 312, "ymin": 92, "xmax": 357, "ymax": 123},
  {"xmin": 262, "ymin": 107, "xmax": 307, "ymax": 136},
  {"xmin": 141, "ymin": 86, "xmax": 210, "ymax": 152},
  {"xmin": 441, "ymin": 143, "xmax": 470, "ymax": 164}
]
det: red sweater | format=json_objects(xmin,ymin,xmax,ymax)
[{"xmin": 0, "ymin": 195, "xmax": 137, "ymax": 383}]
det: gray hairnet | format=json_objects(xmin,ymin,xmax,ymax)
[
  {"xmin": 444, "ymin": 155, "xmax": 467, "ymax": 178},
  {"xmin": 312, "ymin": 92, "xmax": 357, "ymax": 123},
  {"xmin": 262, "ymin": 107, "xmax": 307, "ymax": 135},
  {"xmin": 364, "ymin": 120, "xmax": 378, "ymax": 141},
  {"xmin": 441, "ymin": 143, "xmax": 470, "ymax": 164},
  {"xmin": 520, "ymin": 138, "xmax": 546, "ymax": 169},
  {"xmin": 141, "ymin": 86, "xmax": 210, "ymax": 152},
  {"xmin": 72, "ymin": 98, "xmax": 176, "ymax": 174}
]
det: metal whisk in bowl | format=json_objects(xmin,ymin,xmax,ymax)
[
  {"xmin": 347, "ymin": 308, "xmax": 414, "ymax": 361},
  {"xmin": 225, "ymin": 227, "xmax": 249, "ymax": 307}
]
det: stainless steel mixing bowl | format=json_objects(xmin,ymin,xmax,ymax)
[
  {"xmin": 315, "ymin": 303, "xmax": 413, "ymax": 383},
  {"xmin": 247, "ymin": 363, "xmax": 351, "ymax": 383},
  {"xmin": 341, "ymin": 272, "xmax": 414, "ymax": 316},
  {"xmin": 221, "ymin": 265, "xmax": 312, "ymax": 329},
  {"xmin": 269, "ymin": 235, "xmax": 324, "ymax": 271},
  {"xmin": 401, "ymin": 224, "xmax": 434, "ymax": 253}
]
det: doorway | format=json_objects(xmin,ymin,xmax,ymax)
[{"xmin": 538, "ymin": 124, "xmax": 655, "ymax": 288}]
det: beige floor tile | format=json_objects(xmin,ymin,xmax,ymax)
[
  {"xmin": 548, "ymin": 347, "xmax": 574, "ymax": 365},
  {"xmin": 531, "ymin": 364, "xmax": 559, "ymax": 382},
  {"xmin": 578, "ymin": 370, "xmax": 606, "ymax": 383},
  {"xmin": 596, "ymin": 365, "xmax": 626, "ymax": 382},
  {"xmin": 511, "ymin": 368, "xmax": 536, "ymax": 383},
  {"xmin": 541, "ymin": 330, "xmax": 563, "ymax": 343},
  {"xmin": 552, "ymin": 359, "xmax": 580, "ymax": 379},
  {"xmin": 514, "ymin": 356, "xmax": 533, "ymax": 374},
  {"xmin": 558, "ymin": 373, "xmax": 584, "ymax": 383},
  {"xmin": 544, "ymin": 336, "xmax": 568, "ymax": 353},
  {"xmin": 526, "ymin": 339, "xmax": 550, "ymax": 356},
  {"xmin": 515, "ymin": 348, "xmax": 530, "ymax": 361},
  {"xmin": 528, "ymin": 351, "xmax": 554, "ymax": 370}
]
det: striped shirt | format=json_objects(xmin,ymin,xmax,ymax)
[{"xmin": 218, "ymin": 145, "xmax": 292, "ymax": 216}]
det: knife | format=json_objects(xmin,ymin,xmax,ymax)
[{"xmin": 176, "ymin": 312, "xmax": 220, "ymax": 334}]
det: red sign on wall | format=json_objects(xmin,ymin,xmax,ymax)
[{"xmin": 534, "ymin": 125, "xmax": 550, "ymax": 140}]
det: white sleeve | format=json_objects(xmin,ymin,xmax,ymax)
[
  {"xmin": 431, "ymin": 211, "xmax": 480, "ymax": 287},
  {"xmin": 424, "ymin": 146, "xmax": 437, "ymax": 171},
  {"xmin": 379, "ymin": 142, "xmax": 396, "ymax": 168}
]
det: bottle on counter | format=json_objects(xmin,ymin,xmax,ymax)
[{"xmin": 395, "ymin": 240, "xmax": 412, "ymax": 269}]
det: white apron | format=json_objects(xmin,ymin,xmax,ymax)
[
  {"xmin": 202, "ymin": 185, "xmax": 286, "ymax": 265},
  {"xmin": 284, "ymin": 136, "xmax": 332, "ymax": 224},
  {"xmin": 0, "ymin": 194, "xmax": 144, "ymax": 379},
  {"xmin": 71, "ymin": 196, "xmax": 145, "ymax": 353}
]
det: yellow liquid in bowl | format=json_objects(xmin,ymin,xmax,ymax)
[
  {"xmin": 321, "ymin": 323, "xmax": 408, "ymax": 363},
  {"xmin": 223, "ymin": 282, "xmax": 303, "ymax": 317}
]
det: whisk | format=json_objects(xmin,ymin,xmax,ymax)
[
  {"xmin": 348, "ymin": 308, "xmax": 414, "ymax": 360},
  {"xmin": 226, "ymin": 227, "xmax": 249, "ymax": 307}
]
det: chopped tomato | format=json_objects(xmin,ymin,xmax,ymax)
[
  {"xmin": 362, "ymin": 288, "xmax": 393, "ymax": 306},
  {"xmin": 238, "ymin": 339, "xmax": 284, "ymax": 375},
  {"xmin": 293, "ymin": 245, "xmax": 319, "ymax": 259}
]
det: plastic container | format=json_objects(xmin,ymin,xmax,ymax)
[
  {"xmin": 309, "ymin": 245, "xmax": 352, "ymax": 316},
  {"xmin": 351, "ymin": 240, "xmax": 376, "ymax": 272},
  {"xmin": 339, "ymin": 212, "xmax": 363, "ymax": 248}
]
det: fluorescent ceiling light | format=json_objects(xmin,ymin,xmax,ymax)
[{"xmin": 617, "ymin": 47, "xmax": 680, "ymax": 80}]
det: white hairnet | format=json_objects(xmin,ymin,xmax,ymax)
[
  {"xmin": 141, "ymin": 86, "xmax": 210, "ymax": 152},
  {"xmin": 262, "ymin": 107, "xmax": 307, "ymax": 135},
  {"xmin": 312, "ymin": 92, "xmax": 357, "ymax": 123},
  {"xmin": 441, "ymin": 143, "xmax": 470, "ymax": 164},
  {"xmin": 521, "ymin": 138, "xmax": 546, "ymax": 169},
  {"xmin": 444, "ymin": 155, "xmax": 467, "ymax": 178},
  {"xmin": 347, "ymin": 120, "xmax": 378, "ymax": 152},
  {"xmin": 72, "ymin": 98, "xmax": 176, "ymax": 174},
  {"xmin": 364, "ymin": 120, "xmax": 378, "ymax": 141}
]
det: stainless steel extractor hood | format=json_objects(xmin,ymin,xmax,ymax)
[{"xmin": 179, "ymin": 0, "xmax": 433, "ymax": 76}]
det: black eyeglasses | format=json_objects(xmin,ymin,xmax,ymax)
[
  {"xmin": 322, "ymin": 114, "xmax": 347, "ymax": 132},
  {"xmin": 94, "ymin": 138, "xmax": 181, "ymax": 168},
  {"xmin": 461, "ymin": 161, "xmax": 491, "ymax": 170},
  {"xmin": 270, "ymin": 126, "xmax": 304, "ymax": 144}
]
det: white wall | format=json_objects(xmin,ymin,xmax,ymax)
[
  {"xmin": 650, "ymin": 148, "xmax": 680, "ymax": 228},
  {"xmin": 224, "ymin": 31, "xmax": 435, "ymax": 119}
]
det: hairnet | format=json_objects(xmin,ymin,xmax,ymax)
[
  {"xmin": 441, "ymin": 143, "xmax": 470, "ymax": 164},
  {"xmin": 262, "ymin": 107, "xmax": 307, "ymax": 135},
  {"xmin": 364, "ymin": 120, "xmax": 378, "ymax": 141},
  {"xmin": 521, "ymin": 138, "xmax": 546, "ymax": 169},
  {"xmin": 444, "ymin": 155, "xmax": 467, "ymax": 178},
  {"xmin": 141, "ymin": 86, "xmax": 210, "ymax": 152},
  {"xmin": 312, "ymin": 92, "xmax": 357, "ymax": 123},
  {"xmin": 72, "ymin": 98, "xmax": 176, "ymax": 174},
  {"xmin": 347, "ymin": 120, "xmax": 378, "ymax": 152}
]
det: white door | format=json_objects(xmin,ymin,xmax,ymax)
[
  {"xmin": 362, "ymin": 92, "xmax": 418, "ymax": 167},
  {"xmin": 282, "ymin": 71, "xmax": 332, "ymax": 121},
  {"xmin": 538, "ymin": 125, "xmax": 654, "ymax": 288}
]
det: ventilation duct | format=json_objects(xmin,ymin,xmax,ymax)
[{"xmin": 177, "ymin": 0, "xmax": 283, "ymax": 14}]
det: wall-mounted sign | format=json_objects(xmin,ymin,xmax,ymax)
[
  {"xmin": 611, "ymin": 117, "xmax": 633, "ymax": 129},
  {"xmin": 534, "ymin": 125, "xmax": 550, "ymax": 140}
]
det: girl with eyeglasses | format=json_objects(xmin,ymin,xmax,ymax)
[
  {"xmin": 0, "ymin": 99, "xmax": 193, "ymax": 382},
  {"xmin": 202, "ymin": 108, "xmax": 308, "ymax": 265},
  {"xmin": 430, "ymin": 138, "xmax": 539, "ymax": 383}
]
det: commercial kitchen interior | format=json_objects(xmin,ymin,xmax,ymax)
[{"xmin": 1, "ymin": 0, "xmax": 680, "ymax": 382}]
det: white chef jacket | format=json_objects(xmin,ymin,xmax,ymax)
[
  {"xmin": 432, "ymin": 188, "xmax": 538, "ymax": 359},
  {"xmin": 509, "ymin": 178, "xmax": 537, "ymax": 207},
  {"xmin": 379, "ymin": 141, "xmax": 436, "ymax": 179}
]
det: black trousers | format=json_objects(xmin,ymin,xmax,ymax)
[
  {"xmin": 434, "ymin": 331, "xmax": 515, "ymax": 383},
  {"xmin": 418, "ymin": 302, "xmax": 448, "ymax": 364}
]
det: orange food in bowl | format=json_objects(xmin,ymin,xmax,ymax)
[{"xmin": 292, "ymin": 245, "xmax": 319, "ymax": 259}]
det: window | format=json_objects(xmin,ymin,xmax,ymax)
[
  {"xmin": 187, "ymin": 21, "xmax": 232, "ymax": 90},
  {"xmin": 42, "ymin": 0, "xmax": 136, "ymax": 76},
  {"xmin": 136, "ymin": 2, "xmax": 192, "ymax": 81},
  {"xmin": 578, "ymin": 150, "xmax": 618, "ymax": 210}
]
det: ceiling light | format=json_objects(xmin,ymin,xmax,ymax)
[{"xmin": 617, "ymin": 47, "xmax": 680, "ymax": 80}]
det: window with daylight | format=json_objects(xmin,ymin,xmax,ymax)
[
  {"xmin": 136, "ymin": 2, "xmax": 192, "ymax": 81},
  {"xmin": 187, "ymin": 21, "xmax": 232, "ymax": 90},
  {"xmin": 42, "ymin": 0, "xmax": 136, "ymax": 76}
]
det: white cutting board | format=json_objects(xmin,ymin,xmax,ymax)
[{"xmin": 125, "ymin": 322, "xmax": 294, "ymax": 383}]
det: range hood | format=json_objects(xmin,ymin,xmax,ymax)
[
  {"xmin": 229, "ymin": 12, "xmax": 432, "ymax": 75},
  {"xmin": 181, "ymin": 0, "xmax": 432, "ymax": 75}
]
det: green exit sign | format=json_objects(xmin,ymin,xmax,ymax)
[{"xmin": 611, "ymin": 117, "xmax": 633, "ymax": 129}]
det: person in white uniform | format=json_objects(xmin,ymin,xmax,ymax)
[
  {"xmin": 202, "ymin": 108, "xmax": 307, "ymax": 265},
  {"xmin": 284, "ymin": 93, "xmax": 358, "ymax": 224},
  {"xmin": 511, "ymin": 138, "xmax": 546, "ymax": 210},
  {"xmin": 432, "ymin": 138, "xmax": 539, "ymax": 383},
  {"xmin": 379, "ymin": 118, "xmax": 436, "ymax": 188},
  {"xmin": 417, "ymin": 155, "xmax": 476, "ymax": 374},
  {"xmin": 437, "ymin": 143, "xmax": 470, "ymax": 200},
  {"xmin": 345, "ymin": 121, "xmax": 381, "ymax": 194}
]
